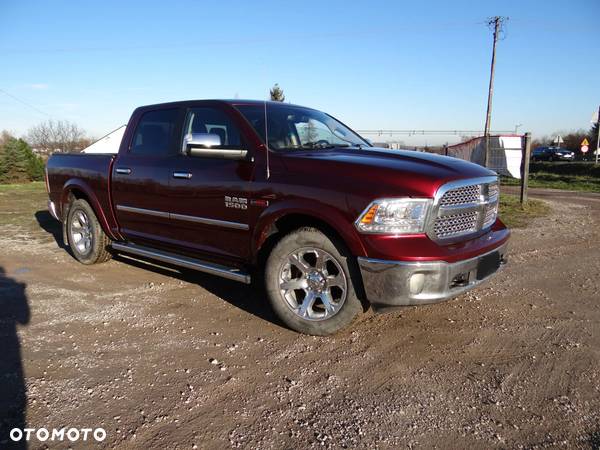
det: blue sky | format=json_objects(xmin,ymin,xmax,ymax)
[{"xmin": 1, "ymin": 0, "xmax": 598, "ymax": 145}]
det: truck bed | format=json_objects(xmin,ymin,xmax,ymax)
[{"xmin": 46, "ymin": 153, "xmax": 116, "ymax": 226}]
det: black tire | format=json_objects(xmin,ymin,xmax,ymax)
[
  {"xmin": 66, "ymin": 199, "xmax": 112, "ymax": 265},
  {"xmin": 264, "ymin": 227, "xmax": 362, "ymax": 335}
]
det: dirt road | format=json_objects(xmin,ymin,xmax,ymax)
[{"xmin": 1, "ymin": 186, "xmax": 599, "ymax": 449}]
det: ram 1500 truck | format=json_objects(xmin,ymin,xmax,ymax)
[{"xmin": 46, "ymin": 100, "xmax": 509, "ymax": 335}]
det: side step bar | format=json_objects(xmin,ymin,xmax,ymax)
[{"xmin": 111, "ymin": 242, "xmax": 251, "ymax": 284}]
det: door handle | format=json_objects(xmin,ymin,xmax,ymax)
[
  {"xmin": 116, "ymin": 168, "xmax": 132, "ymax": 175},
  {"xmin": 173, "ymin": 172, "xmax": 193, "ymax": 179}
]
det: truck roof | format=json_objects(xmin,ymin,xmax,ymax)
[{"xmin": 135, "ymin": 99, "xmax": 315, "ymax": 111}]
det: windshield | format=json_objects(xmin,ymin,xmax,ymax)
[{"xmin": 234, "ymin": 103, "xmax": 369, "ymax": 151}]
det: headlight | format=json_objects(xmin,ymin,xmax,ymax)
[{"xmin": 355, "ymin": 198, "xmax": 432, "ymax": 234}]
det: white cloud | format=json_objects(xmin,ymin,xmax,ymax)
[{"xmin": 26, "ymin": 83, "xmax": 49, "ymax": 90}]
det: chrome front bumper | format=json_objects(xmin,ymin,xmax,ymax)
[{"xmin": 357, "ymin": 242, "xmax": 508, "ymax": 311}]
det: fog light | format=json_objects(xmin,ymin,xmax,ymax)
[
  {"xmin": 409, "ymin": 273, "xmax": 425, "ymax": 295},
  {"xmin": 450, "ymin": 273, "xmax": 469, "ymax": 288}
]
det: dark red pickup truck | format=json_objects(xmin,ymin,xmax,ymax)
[{"xmin": 46, "ymin": 100, "xmax": 509, "ymax": 335}]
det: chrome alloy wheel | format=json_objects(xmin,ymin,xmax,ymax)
[
  {"xmin": 70, "ymin": 209, "xmax": 93, "ymax": 255},
  {"xmin": 278, "ymin": 247, "xmax": 347, "ymax": 321}
]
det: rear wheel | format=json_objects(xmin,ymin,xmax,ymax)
[
  {"xmin": 265, "ymin": 228, "xmax": 362, "ymax": 335},
  {"xmin": 66, "ymin": 199, "xmax": 112, "ymax": 265}
]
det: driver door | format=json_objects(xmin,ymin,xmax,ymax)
[{"xmin": 165, "ymin": 106, "xmax": 254, "ymax": 264}]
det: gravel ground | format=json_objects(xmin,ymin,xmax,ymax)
[{"xmin": 1, "ymin": 188, "xmax": 599, "ymax": 449}]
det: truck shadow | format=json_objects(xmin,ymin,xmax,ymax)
[
  {"xmin": 112, "ymin": 255, "xmax": 285, "ymax": 329},
  {"xmin": 34, "ymin": 210, "xmax": 67, "ymax": 250},
  {"xmin": 0, "ymin": 267, "xmax": 30, "ymax": 449},
  {"xmin": 590, "ymin": 429, "xmax": 600, "ymax": 450}
]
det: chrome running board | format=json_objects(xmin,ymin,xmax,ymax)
[{"xmin": 111, "ymin": 242, "xmax": 251, "ymax": 284}]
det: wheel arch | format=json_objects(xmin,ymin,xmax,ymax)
[
  {"xmin": 252, "ymin": 202, "xmax": 367, "ymax": 269},
  {"xmin": 60, "ymin": 180, "xmax": 118, "ymax": 240}
]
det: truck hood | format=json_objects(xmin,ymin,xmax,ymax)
[{"xmin": 280, "ymin": 146, "xmax": 497, "ymax": 198}]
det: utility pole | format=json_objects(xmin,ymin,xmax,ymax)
[{"xmin": 483, "ymin": 16, "xmax": 508, "ymax": 167}]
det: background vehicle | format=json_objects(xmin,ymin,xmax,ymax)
[
  {"xmin": 46, "ymin": 100, "xmax": 509, "ymax": 335},
  {"xmin": 532, "ymin": 146, "xmax": 575, "ymax": 162}
]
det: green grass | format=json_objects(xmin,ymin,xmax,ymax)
[
  {"xmin": 498, "ymin": 194, "xmax": 551, "ymax": 229},
  {"xmin": 0, "ymin": 181, "xmax": 45, "ymax": 192},
  {"xmin": 501, "ymin": 172, "xmax": 600, "ymax": 193}
]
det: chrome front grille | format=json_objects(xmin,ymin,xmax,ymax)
[
  {"xmin": 439, "ymin": 184, "xmax": 481, "ymax": 207},
  {"xmin": 488, "ymin": 183, "xmax": 499, "ymax": 200},
  {"xmin": 433, "ymin": 211, "xmax": 479, "ymax": 238},
  {"xmin": 429, "ymin": 177, "xmax": 499, "ymax": 242}
]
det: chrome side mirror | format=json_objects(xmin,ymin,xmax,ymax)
[
  {"xmin": 183, "ymin": 133, "xmax": 222, "ymax": 152},
  {"xmin": 183, "ymin": 133, "xmax": 249, "ymax": 161}
]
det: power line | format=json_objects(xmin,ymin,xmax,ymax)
[
  {"xmin": 0, "ymin": 22, "xmax": 484, "ymax": 55},
  {"xmin": 0, "ymin": 88, "xmax": 52, "ymax": 118}
]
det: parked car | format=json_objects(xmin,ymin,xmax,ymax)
[
  {"xmin": 46, "ymin": 100, "xmax": 510, "ymax": 335},
  {"xmin": 532, "ymin": 146, "xmax": 575, "ymax": 162}
]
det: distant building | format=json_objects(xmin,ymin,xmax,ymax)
[
  {"xmin": 370, "ymin": 141, "xmax": 406, "ymax": 149},
  {"xmin": 387, "ymin": 141, "xmax": 405, "ymax": 150}
]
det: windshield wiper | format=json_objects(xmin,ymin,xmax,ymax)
[{"xmin": 301, "ymin": 142, "xmax": 351, "ymax": 149}]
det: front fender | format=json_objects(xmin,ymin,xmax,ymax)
[{"xmin": 251, "ymin": 198, "xmax": 367, "ymax": 261}]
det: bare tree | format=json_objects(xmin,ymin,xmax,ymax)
[
  {"xmin": 531, "ymin": 135, "xmax": 552, "ymax": 150},
  {"xmin": 0, "ymin": 130, "xmax": 12, "ymax": 147},
  {"xmin": 27, "ymin": 120, "xmax": 90, "ymax": 154}
]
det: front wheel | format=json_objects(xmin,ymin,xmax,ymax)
[
  {"xmin": 264, "ymin": 228, "xmax": 363, "ymax": 335},
  {"xmin": 66, "ymin": 199, "xmax": 112, "ymax": 265}
]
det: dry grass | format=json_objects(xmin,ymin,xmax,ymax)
[
  {"xmin": 0, "ymin": 181, "xmax": 47, "ymax": 227},
  {"xmin": 498, "ymin": 194, "xmax": 550, "ymax": 229}
]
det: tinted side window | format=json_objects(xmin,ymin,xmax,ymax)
[
  {"xmin": 131, "ymin": 108, "xmax": 178, "ymax": 156},
  {"xmin": 183, "ymin": 107, "xmax": 243, "ymax": 148}
]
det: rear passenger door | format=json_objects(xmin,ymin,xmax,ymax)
[
  {"xmin": 112, "ymin": 107, "xmax": 181, "ymax": 246},
  {"xmin": 166, "ymin": 106, "xmax": 254, "ymax": 264}
]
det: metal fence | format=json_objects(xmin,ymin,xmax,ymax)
[{"xmin": 444, "ymin": 135, "xmax": 525, "ymax": 179}]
